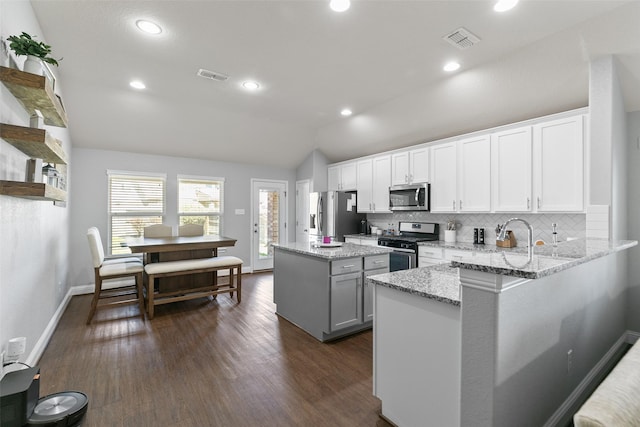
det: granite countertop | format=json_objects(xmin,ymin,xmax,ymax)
[
  {"xmin": 367, "ymin": 264, "xmax": 461, "ymax": 307},
  {"xmin": 273, "ymin": 241, "xmax": 392, "ymax": 260},
  {"xmin": 449, "ymin": 238, "xmax": 637, "ymax": 279}
]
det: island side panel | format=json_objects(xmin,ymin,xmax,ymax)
[
  {"xmin": 460, "ymin": 251, "xmax": 629, "ymax": 427},
  {"xmin": 374, "ymin": 284, "xmax": 461, "ymax": 427},
  {"xmin": 273, "ymin": 247, "xmax": 330, "ymax": 341}
]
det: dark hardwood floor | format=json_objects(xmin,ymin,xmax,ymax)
[{"xmin": 37, "ymin": 272, "xmax": 392, "ymax": 426}]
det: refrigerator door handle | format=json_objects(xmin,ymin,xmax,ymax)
[{"xmin": 318, "ymin": 195, "xmax": 323, "ymax": 235}]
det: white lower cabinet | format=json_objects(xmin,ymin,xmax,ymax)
[{"xmin": 418, "ymin": 246, "xmax": 445, "ymax": 267}]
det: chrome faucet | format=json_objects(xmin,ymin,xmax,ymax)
[{"xmin": 497, "ymin": 217, "xmax": 534, "ymax": 259}]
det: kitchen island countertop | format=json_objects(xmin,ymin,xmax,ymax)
[
  {"xmin": 272, "ymin": 241, "xmax": 392, "ymax": 260},
  {"xmin": 367, "ymin": 264, "xmax": 460, "ymax": 306}
]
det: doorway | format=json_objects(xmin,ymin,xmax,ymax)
[{"xmin": 251, "ymin": 179, "xmax": 288, "ymax": 271}]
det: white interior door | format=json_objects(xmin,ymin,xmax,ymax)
[
  {"xmin": 296, "ymin": 180, "xmax": 310, "ymax": 242},
  {"xmin": 252, "ymin": 179, "xmax": 287, "ymax": 271}
]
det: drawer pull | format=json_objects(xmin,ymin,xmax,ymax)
[
  {"xmin": 373, "ymin": 260, "xmax": 384, "ymax": 264},
  {"xmin": 342, "ymin": 265, "xmax": 355, "ymax": 269}
]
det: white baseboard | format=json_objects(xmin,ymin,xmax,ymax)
[
  {"xmin": 544, "ymin": 330, "xmax": 639, "ymax": 427},
  {"xmin": 25, "ymin": 285, "xmax": 85, "ymax": 366}
]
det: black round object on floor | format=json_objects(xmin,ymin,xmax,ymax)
[{"xmin": 26, "ymin": 391, "xmax": 88, "ymax": 427}]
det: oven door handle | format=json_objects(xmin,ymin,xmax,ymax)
[{"xmin": 390, "ymin": 247, "xmax": 416, "ymax": 254}]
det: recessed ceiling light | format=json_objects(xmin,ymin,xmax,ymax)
[
  {"xmin": 242, "ymin": 81, "xmax": 260, "ymax": 90},
  {"xmin": 129, "ymin": 80, "xmax": 146, "ymax": 89},
  {"xmin": 443, "ymin": 62, "xmax": 461, "ymax": 72},
  {"xmin": 330, "ymin": 0, "xmax": 350, "ymax": 12},
  {"xmin": 341, "ymin": 108, "xmax": 353, "ymax": 117},
  {"xmin": 136, "ymin": 19, "xmax": 162, "ymax": 34},
  {"xmin": 494, "ymin": 0, "xmax": 519, "ymax": 12}
]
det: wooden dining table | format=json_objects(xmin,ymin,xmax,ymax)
[{"xmin": 126, "ymin": 234, "xmax": 237, "ymax": 298}]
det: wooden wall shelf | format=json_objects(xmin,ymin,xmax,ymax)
[
  {"xmin": 0, "ymin": 66, "xmax": 68, "ymax": 128},
  {"xmin": 0, "ymin": 180, "xmax": 67, "ymax": 202},
  {"xmin": 0, "ymin": 123, "xmax": 68, "ymax": 164}
]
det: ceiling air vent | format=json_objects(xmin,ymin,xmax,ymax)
[
  {"xmin": 443, "ymin": 27, "xmax": 480, "ymax": 50},
  {"xmin": 196, "ymin": 68, "xmax": 229, "ymax": 82}
]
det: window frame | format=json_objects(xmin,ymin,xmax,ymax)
[
  {"xmin": 107, "ymin": 170, "xmax": 166, "ymax": 255},
  {"xmin": 177, "ymin": 174, "xmax": 225, "ymax": 236}
]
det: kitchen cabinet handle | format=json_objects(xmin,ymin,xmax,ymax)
[
  {"xmin": 537, "ymin": 197, "xmax": 541, "ymax": 209},
  {"xmin": 405, "ymin": 174, "xmax": 409, "ymax": 183},
  {"xmin": 527, "ymin": 197, "xmax": 530, "ymax": 210},
  {"xmin": 459, "ymin": 200, "xmax": 463, "ymax": 210},
  {"xmin": 373, "ymin": 202, "xmax": 375, "ymax": 211},
  {"xmin": 409, "ymin": 173, "xmax": 413, "ymax": 183},
  {"xmin": 453, "ymin": 200, "xmax": 456, "ymax": 210}
]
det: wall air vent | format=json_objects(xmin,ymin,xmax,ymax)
[
  {"xmin": 443, "ymin": 27, "xmax": 481, "ymax": 50},
  {"xmin": 196, "ymin": 68, "xmax": 229, "ymax": 82}
]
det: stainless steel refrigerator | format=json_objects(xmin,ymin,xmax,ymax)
[{"xmin": 309, "ymin": 191, "xmax": 366, "ymax": 242}]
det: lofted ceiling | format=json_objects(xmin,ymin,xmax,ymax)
[{"xmin": 28, "ymin": 0, "xmax": 640, "ymax": 169}]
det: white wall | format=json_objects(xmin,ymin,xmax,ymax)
[
  {"xmin": 626, "ymin": 111, "xmax": 640, "ymax": 331},
  {"xmin": 69, "ymin": 148, "xmax": 296, "ymax": 287},
  {"xmin": 295, "ymin": 148, "xmax": 329, "ymax": 193},
  {"xmin": 0, "ymin": 1, "xmax": 72, "ymax": 363}
]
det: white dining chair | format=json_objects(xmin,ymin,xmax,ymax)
[
  {"xmin": 143, "ymin": 224, "xmax": 173, "ymax": 238},
  {"xmin": 86, "ymin": 227, "xmax": 145, "ymax": 324},
  {"xmin": 178, "ymin": 224, "xmax": 204, "ymax": 237}
]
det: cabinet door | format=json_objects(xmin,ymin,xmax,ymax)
[
  {"xmin": 357, "ymin": 159, "xmax": 373, "ymax": 212},
  {"xmin": 330, "ymin": 272, "xmax": 363, "ymax": 331},
  {"xmin": 344, "ymin": 237, "xmax": 361, "ymax": 245},
  {"xmin": 491, "ymin": 126, "xmax": 532, "ymax": 212},
  {"xmin": 430, "ymin": 142, "xmax": 458, "ymax": 212},
  {"xmin": 364, "ymin": 268, "xmax": 388, "ymax": 322},
  {"xmin": 391, "ymin": 152, "xmax": 410, "ymax": 186},
  {"xmin": 533, "ymin": 115, "xmax": 584, "ymax": 212},
  {"xmin": 409, "ymin": 147, "xmax": 430, "ymax": 183},
  {"xmin": 341, "ymin": 162, "xmax": 357, "ymax": 191},
  {"xmin": 372, "ymin": 155, "xmax": 391, "ymax": 213},
  {"xmin": 458, "ymin": 135, "xmax": 491, "ymax": 212},
  {"xmin": 328, "ymin": 166, "xmax": 340, "ymax": 191}
]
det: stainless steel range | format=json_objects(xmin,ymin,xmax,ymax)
[{"xmin": 378, "ymin": 222, "xmax": 439, "ymax": 271}]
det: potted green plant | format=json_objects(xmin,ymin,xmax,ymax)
[{"xmin": 6, "ymin": 32, "xmax": 61, "ymax": 75}]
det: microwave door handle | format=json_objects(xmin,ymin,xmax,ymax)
[{"xmin": 415, "ymin": 188, "xmax": 420, "ymax": 205}]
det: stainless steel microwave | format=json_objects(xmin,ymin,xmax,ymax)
[{"xmin": 389, "ymin": 183, "xmax": 430, "ymax": 211}]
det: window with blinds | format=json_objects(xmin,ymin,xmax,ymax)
[
  {"xmin": 178, "ymin": 176, "xmax": 224, "ymax": 235},
  {"xmin": 108, "ymin": 172, "xmax": 166, "ymax": 254}
]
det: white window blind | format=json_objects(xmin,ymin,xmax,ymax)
[
  {"xmin": 178, "ymin": 176, "xmax": 224, "ymax": 235},
  {"xmin": 108, "ymin": 172, "xmax": 165, "ymax": 254}
]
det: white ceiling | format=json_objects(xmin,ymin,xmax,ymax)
[{"xmin": 29, "ymin": 0, "xmax": 640, "ymax": 169}]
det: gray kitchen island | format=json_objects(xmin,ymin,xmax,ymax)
[{"xmin": 272, "ymin": 241, "xmax": 392, "ymax": 342}]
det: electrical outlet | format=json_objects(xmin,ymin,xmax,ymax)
[{"xmin": 567, "ymin": 349, "xmax": 573, "ymax": 373}]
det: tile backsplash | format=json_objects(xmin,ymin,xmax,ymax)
[{"xmin": 367, "ymin": 212, "xmax": 586, "ymax": 245}]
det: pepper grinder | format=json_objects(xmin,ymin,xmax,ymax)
[{"xmin": 479, "ymin": 228, "xmax": 485, "ymax": 244}]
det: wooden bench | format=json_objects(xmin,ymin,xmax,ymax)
[
  {"xmin": 144, "ymin": 255, "xmax": 242, "ymax": 319},
  {"xmin": 574, "ymin": 340, "xmax": 640, "ymax": 426}
]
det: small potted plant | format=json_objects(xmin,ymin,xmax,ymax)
[{"xmin": 6, "ymin": 31, "xmax": 61, "ymax": 75}]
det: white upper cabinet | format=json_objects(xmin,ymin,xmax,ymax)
[
  {"xmin": 328, "ymin": 162, "xmax": 357, "ymax": 191},
  {"xmin": 533, "ymin": 115, "xmax": 584, "ymax": 212},
  {"xmin": 491, "ymin": 126, "xmax": 532, "ymax": 212},
  {"xmin": 391, "ymin": 147, "xmax": 430, "ymax": 186},
  {"xmin": 357, "ymin": 155, "xmax": 391, "ymax": 213},
  {"xmin": 430, "ymin": 142, "xmax": 458, "ymax": 212},
  {"xmin": 458, "ymin": 135, "xmax": 491, "ymax": 212}
]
